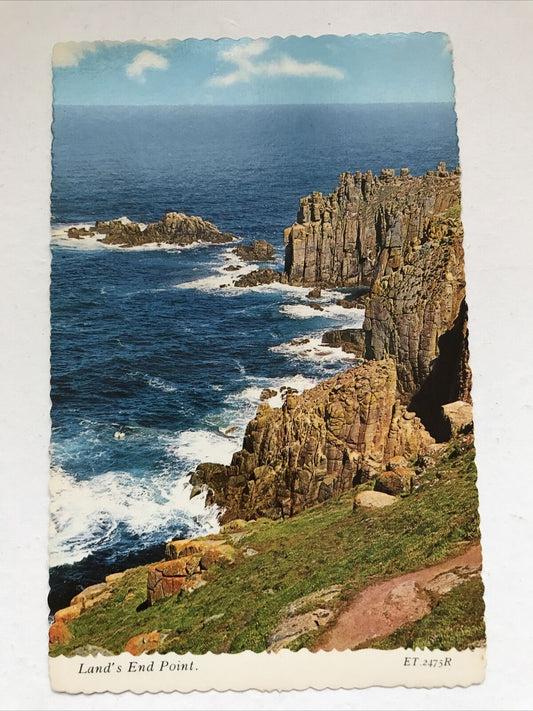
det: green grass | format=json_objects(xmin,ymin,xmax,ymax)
[
  {"xmin": 368, "ymin": 576, "xmax": 486, "ymax": 651},
  {"xmin": 50, "ymin": 439, "xmax": 482, "ymax": 657}
]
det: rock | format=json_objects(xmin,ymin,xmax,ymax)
[
  {"xmin": 374, "ymin": 467, "xmax": 414, "ymax": 496},
  {"xmin": 260, "ymin": 388, "xmax": 278, "ymax": 401},
  {"xmin": 307, "ymin": 287, "xmax": 322, "ymax": 298},
  {"xmin": 353, "ymin": 490, "xmax": 397, "ymax": 509},
  {"xmin": 308, "ymin": 301, "xmax": 324, "ymax": 311},
  {"xmin": 124, "ymin": 631, "xmax": 160, "ymax": 656},
  {"xmin": 223, "ymin": 264, "xmax": 242, "ymax": 271},
  {"xmin": 49, "ymin": 621, "xmax": 72, "ymax": 645},
  {"xmin": 54, "ymin": 603, "xmax": 83, "ymax": 624},
  {"xmin": 71, "ymin": 582, "xmax": 111, "ymax": 610},
  {"xmin": 105, "ymin": 571, "xmax": 126, "ymax": 583},
  {"xmin": 80, "ymin": 212, "xmax": 237, "ymax": 247},
  {"xmin": 194, "ymin": 359, "xmax": 433, "ymax": 522},
  {"xmin": 267, "ymin": 608, "xmax": 333, "ymax": 652},
  {"xmin": 442, "ymin": 401, "xmax": 473, "ymax": 437},
  {"xmin": 322, "ymin": 328, "xmax": 366, "ymax": 358},
  {"xmin": 290, "ymin": 338, "xmax": 310, "ymax": 346},
  {"xmin": 233, "ymin": 239, "xmax": 275, "ymax": 261},
  {"xmin": 234, "ymin": 268, "xmax": 282, "ymax": 288},
  {"xmin": 148, "ymin": 538, "xmax": 236, "ymax": 604}
]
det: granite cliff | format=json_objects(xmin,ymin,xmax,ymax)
[
  {"xmin": 283, "ymin": 163, "xmax": 460, "ymax": 288},
  {"xmin": 193, "ymin": 163, "xmax": 472, "ymax": 520}
]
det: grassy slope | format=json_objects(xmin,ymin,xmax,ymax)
[{"xmin": 50, "ymin": 438, "xmax": 483, "ymax": 657}]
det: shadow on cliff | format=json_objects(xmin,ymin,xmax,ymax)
[{"xmin": 409, "ymin": 299, "xmax": 472, "ymax": 442}]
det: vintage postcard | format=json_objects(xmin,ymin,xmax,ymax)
[{"xmin": 48, "ymin": 33, "xmax": 485, "ymax": 693}]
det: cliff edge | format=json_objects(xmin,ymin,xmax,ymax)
[{"xmin": 194, "ymin": 163, "xmax": 471, "ymax": 520}]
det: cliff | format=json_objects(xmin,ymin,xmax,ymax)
[
  {"xmin": 67, "ymin": 212, "xmax": 237, "ymax": 247},
  {"xmin": 283, "ymin": 163, "xmax": 460, "ymax": 288},
  {"xmin": 193, "ymin": 163, "xmax": 471, "ymax": 519},
  {"xmin": 193, "ymin": 359, "xmax": 433, "ymax": 523}
]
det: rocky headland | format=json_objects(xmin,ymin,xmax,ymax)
[
  {"xmin": 67, "ymin": 211, "xmax": 238, "ymax": 247},
  {"xmin": 50, "ymin": 163, "xmax": 483, "ymax": 656},
  {"xmin": 194, "ymin": 162, "xmax": 472, "ymax": 517}
]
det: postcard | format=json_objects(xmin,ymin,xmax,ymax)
[{"xmin": 48, "ymin": 32, "xmax": 485, "ymax": 693}]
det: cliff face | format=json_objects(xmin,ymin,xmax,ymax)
[
  {"xmin": 193, "ymin": 359, "xmax": 433, "ymax": 523},
  {"xmin": 362, "ymin": 213, "xmax": 471, "ymax": 437},
  {"xmin": 283, "ymin": 163, "xmax": 460, "ymax": 288},
  {"xmin": 193, "ymin": 162, "xmax": 471, "ymax": 521}
]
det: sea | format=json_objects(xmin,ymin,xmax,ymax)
[{"xmin": 49, "ymin": 103, "xmax": 459, "ymax": 613}]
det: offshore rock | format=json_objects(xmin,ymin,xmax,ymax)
[
  {"xmin": 192, "ymin": 359, "xmax": 433, "ymax": 522},
  {"xmin": 233, "ymin": 239, "xmax": 275, "ymax": 261},
  {"xmin": 322, "ymin": 328, "xmax": 367, "ymax": 358},
  {"xmin": 88, "ymin": 212, "xmax": 237, "ymax": 247},
  {"xmin": 283, "ymin": 164, "xmax": 461, "ymax": 288},
  {"xmin": 234, "ymin": 268, "xmax": 282, "ymax": 287}
]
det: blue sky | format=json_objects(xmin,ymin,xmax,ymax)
[{"xmin": 53, "ymin": 34, "xmax": 455, "ymax": 105}]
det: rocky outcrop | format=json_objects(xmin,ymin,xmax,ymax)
[
  {"xmin": 192, "ymin": 359, "xmax": 433, "ymax": 523},
  {"xmin": 69, "ymin": 212, "xmax": 237, "ymax": 247},
  {"xmin": 283, "ymin": 163, "xmax": 460, "ymax": 288},
  {"xmin": 191, "ymin": 162, "xmax": 471, "ymax": 521},
  {"xmin": 147, "ymin": 537, "xmax": 236, "ymax": 605},
  {"xmin": 233, "ymin": 239, "xmax": 275, "ymax": 261},
  {"xmin": 233, "ymin": 268, "xmax": 282, "ymax": 288}
]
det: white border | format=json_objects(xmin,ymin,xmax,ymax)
[{"xmin": 1, "ymin": 1, "xmax": 533, "ymax": 708}]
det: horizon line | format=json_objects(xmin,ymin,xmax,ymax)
[{"xmin": 54, "ymin": 100, "xmax": 455, "ymax": 108}]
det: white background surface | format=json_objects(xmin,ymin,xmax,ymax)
[{"xmin": 0, "ymin": 2, "xmax": 532, "ymax": 709}]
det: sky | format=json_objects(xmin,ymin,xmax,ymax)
[{"xmin": 52, "ymin": 34, "xmax": 455, "ymax": 106}]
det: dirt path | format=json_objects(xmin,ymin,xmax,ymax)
[{"xmin": 314, "ymin": 543, "xmax": 482, "ymax": 652}]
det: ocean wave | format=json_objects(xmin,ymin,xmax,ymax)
[
  {"xmin": 49, "ymin": 464, "xmax": 220, "ymax": 568},
  {"xmin": 225, "ymin": 373, "xmax": 319, "ymax": 410},
  {"xmin": 279, "ymin": 301, "xmax": 365, "ymax": 321},
  {"xmin": 271, "ymin": 334, "xmax": 360, "ymax": 366}
]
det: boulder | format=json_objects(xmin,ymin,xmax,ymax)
[
  {"xmin": 353, "ymin": 490, "xmax": 397, "ymax": 509},
  {"xmin": 49, "ymin": 621, "xmax": 72, "ymax": 645},
  {"xmin": 307, "ymin": 287, "xmax": 322, "ymax": 298},
  {"xmin": 234, "ymin": 268, "xmax": 282, "ymax": 288},
  {"xmin": 124, "ymin": 631, "xmax": 160, "ymax": 656},
  {"xmin": 374, "ymin": 467, "xmax": 413, "ymax": 496},
  {"xmin": 260, "ymin": 388, "xmax": 278, "ymax": 401},
  {"xmin": 233, "ymin": 239, "xmax": 275, "ymax": 262},
  {"xmin": 54, "ymin": 603, "xmax": 83, "ymax": 624},
  {"xmin": 442, "ymin": 401, "xmax": 473, "ymax": 437}
]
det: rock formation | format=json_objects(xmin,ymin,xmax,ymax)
[
  {"xmin": 192, "ymin": 359, "xmax": 433, "ymax": 523},
  {"xmin": 192, "ymin": 162, "xmax": 472, "ymax": 521},
  {"xmin": 283, "ymin": 164, "xmax": 460, "ymax": 288},
  {"xmin": 233, "ymin": 239, "xmax": 275, "ymax": 261},
  {"xmin": 68, "ymin": 212, "xmax": 237, "ymax": 247}
]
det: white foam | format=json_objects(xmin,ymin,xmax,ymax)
[
  {"xmin": 146, "ymin": 376, "xmax": 177, "ymax": 393},
  {"xmin": 226, "ymin": 373, "xmax": 319, "ymax": 411},
  {"xmin": 167, "ymin": 428, "xmax": 240, "ymax": 468},
  {"xmin": 271, "ymin": 335, "xmax": 360, "ymax": 365},
  {"xmin": 51, "ymin": 222, "xmax": 232, "ymax": 252},
  {"xmin": 280, "ymin": 301, "xmax": 365, "ymax": 321},
  {"xmin": 49, "ymin": 464, "xmax": 220, "ymax": 567}
]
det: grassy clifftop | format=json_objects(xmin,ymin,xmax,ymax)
[{"xmin": 50, "ymin": 435, "xmax": 484, "ymax": 657}]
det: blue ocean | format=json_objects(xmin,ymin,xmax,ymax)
[{"xmin": 49, "ymin": 103, "xmax": 459, "ymax": 612}]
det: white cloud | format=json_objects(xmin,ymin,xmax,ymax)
[
  {"xmin": 52, "ymin": 42, "xmax": 98, "ymax": 68},
  {"xmin": 125, "ymin": 50, "xmax": 169, "ymax": 82},
  {"xmin": 210, "ymin": 39, "xmax": 344, "ymax": 87}
]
